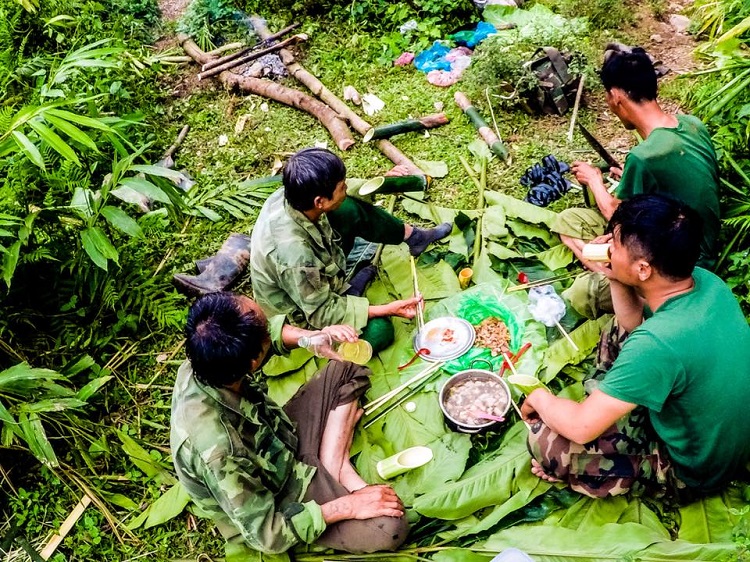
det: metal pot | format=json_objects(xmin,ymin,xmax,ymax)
[{"xmin": 439, "ymin": 365, "xmax": 511, "ymax": 434}]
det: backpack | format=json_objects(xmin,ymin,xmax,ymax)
[{"xmin": 525, "ymin": 47, "xmax": 580, "ymax": 115}]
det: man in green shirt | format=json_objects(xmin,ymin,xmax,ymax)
[
  {"xmin": 250, "ymin": 148, "xmax": 451, "ymax": 350},
  {"xmin": 554, "ymin": 45, "xmax": 720, "ymax": 317},
  {"xmin": 523, "ymin": 195, "xmax": 750, "ymax": 498},
  {"xmin": 171, "ymin": 292, "xmax": 409, "ymax": 561}
]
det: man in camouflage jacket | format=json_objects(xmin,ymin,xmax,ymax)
[
  {"xmin": 249, "ymin": 148, "xmax": 451, "ymax": 347},
  {"xmin": 171, "ymin": 292, "xmax": 408, "ymax": 561}
]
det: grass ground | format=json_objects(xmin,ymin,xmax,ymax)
[{"xmin": 2, "ymin": 1, "xmax": 727, "ymax": 560}]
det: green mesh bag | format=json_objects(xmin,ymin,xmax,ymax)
[{"xmin": 425, "ymin": 282, "xmax": 548, "ymax": 375}]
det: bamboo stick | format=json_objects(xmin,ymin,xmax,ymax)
[
  {"xmin": 566, "ymin": 74, "xmax": 585, "ymax": 144},
  {"xmin": 198, "ymin": 34, "xmax": 308, "ymax": 80},
  {"xmin": 506, "ymin": 270, "xmax": 581, "ymax": 292},
  {"xmin": 201, "ymin": 23, "xmax": 300, "ymax": 71},
  {"xmin": 555, "ymin": 320, "xmax": 579, "ymax": 351},
  {"xmin": 40, "ymin": 496, "xmax": 92, "ymax": 560},
  {"xmin": 364, "ymin": 362, "xmax": 443, "ymax": 415},
  {"xmin": 363, "ymin": 368, "xmax": 442, "ymax": 429}
]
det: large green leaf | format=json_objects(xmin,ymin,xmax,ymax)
[
  {"xmin": 143, "ymin": 483, "xmax": 192, "ymax": 529},
  {"xmin": 534, "ymin": 244, "xmax": 573, "ymax": 271},
  {"xmin": 480, "ymin": 520, "xmax": 736, "ymax": 561},
  {"xmin": 542, "ymin": 316, "xmax": 611, "ymax": 382},
  {"xmin": 18, "ymin": 411, "xmax": 58, "ymax": 467},
  {"xmin": 2, "ymin": 240, "xmax": 21, "ymax": 289},
  {"xmin": 27, "ymin": 119, "xmax": 80, "ymax": 164},
  {"xmin": 413, "ymin": 423, "xmax": 533, "ymax": 519},
  {"xmin": 42, "ymin": 113, "xmax": 99, "ymax": 152},
  {"xmin": 0, "ymin": 362, "xmax": 63, "ymax": 391},
  {"xmin": 101, "ymin": 206, "xmax": 142, "ymax": 237},
  {"xmin": 19, "ymin": 397, "xmax": 87, "ymax": 413},
  {"xmin": 80, "ymin": 229, "xmax": 108, "ymax": 270},
  {"xmin": 76, "ymin": 375, "xmax": 113, "ymax": 401},
  {"xmin": 484, "ymin": 191, "xmax": 558, "ymax": 228},
  {"xmin": 12, "ymin": 131, "xmax": 45, "ymax": 170},
  {"xmin": 118, "ymin": 429, "xmax": 174, "ymax": 484},
  {"xmin": 130, "ymin": 164, "xmax": 186, "ymax": 183},
  {"xmin": 45, "ymin": 108, "xmax": 115, "ymax": 132},
  {"xmin": 118, "ymin": 177, "xmax": 170, "ymax": 204}
]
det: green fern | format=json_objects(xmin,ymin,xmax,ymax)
[{"xmin": 187, "ymin": 174, "xmax": 279, "ymax": 221}]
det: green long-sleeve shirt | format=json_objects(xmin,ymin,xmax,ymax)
[
  {"xmin": 250, "ymin": 189, "xmax": 370, "ymax": 330},
  {"xmin": 170, "ymin": 361, "xmax": 326, "ymax": 557}
]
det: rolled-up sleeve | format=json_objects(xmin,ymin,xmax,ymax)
[{"xmin": 199, "ymin": 454, "xmax": 326, "ymax": 554}]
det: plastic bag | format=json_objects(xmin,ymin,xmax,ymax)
[
  {"xmin": 414, "ymin": 41, "xmax": 452, "ymax": 72},
  {"xmin": 424, "ymin": 282, "xmax": 547, "ymax": 375}
]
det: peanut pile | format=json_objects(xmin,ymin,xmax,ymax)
[{"xmin": 474, "ymin": 317, "xmax": 511, "ymax": 356}]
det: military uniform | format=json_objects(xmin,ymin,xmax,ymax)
[
  {"xmin": 249, "ymin": 189, "xmax": 404, "ymax": 332},
  {"xmin": 171, "ymin": 359, "xmax": 408, "ymax": 561}
]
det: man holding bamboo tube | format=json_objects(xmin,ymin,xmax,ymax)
[
  {"xmin": 553, "ymin": 44, "xmax": 720, "ymax": 318},
  {"xmin": 171, "ymin": 292, "xmax": 409, "ymax": 561},
  {"xmin": 523, "ymin": 195, "xmax": 750, "ymax": 499},
  {"xmin": 250, "ymin": 147, "xmax": 450, "ymax": 351}
]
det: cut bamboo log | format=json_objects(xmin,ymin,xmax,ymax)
[
  {"xmin": 198, "ymin": 34, "xmax": 308, "ymax": 80},
  {"xmin": 250, "ymin": 16, "xmax": 419, "ymax": 171},
  {"xmin": 201, "ymin": 23, "xmax": 300, "ymax": 72},
  {"xmin": 178, "ymin": 34, "xmax": 355, "ymax": 152},
  {"xmin": 363, "ymin": 113, "xmax": 450, "ymax": 142},
  {"xmin": 454, "ymin": 91, "xmax": 509, "ymax": 162}
]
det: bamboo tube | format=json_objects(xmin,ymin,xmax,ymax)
[
  {"xmin": 363, "ymin": 113, "xmax": 450, "ymax": 142},
  {"xmin": 455, "ymin": 91, "xmax": 509, "ymax": 161}
]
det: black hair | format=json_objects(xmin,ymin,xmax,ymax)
[
  {"xmin": 600, "ymin": 45, "xmax": 657, "ymax": 103},
  {"xmin": 607, "ymin": 194, "xmax": 702, "ymax": 281},
  {"xmin": 283, "ymin": 147, "xmax": 347, "ymax": 212},
  {"xmin": 185, "ymin": 292, "xmax": 268, "ymax": 387}
]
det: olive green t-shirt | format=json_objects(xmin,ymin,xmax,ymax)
[
  {"xmin": 599, "ymin": 268, "xmax": 750, "ymax": 491},
  {"xmin": 616, "ymin": 115, "xmax": 720, "ymax": 268}
]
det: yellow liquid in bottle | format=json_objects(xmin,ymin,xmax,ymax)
[{"xmin": 337, "ymin": 341, "xmax": 373, "ymax": 365}]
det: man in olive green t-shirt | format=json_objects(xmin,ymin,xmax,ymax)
[
  {"xmin": 523, "ymin": 195, "xmax": 750, "ymax": 498},
  {"xmin": 554, "ymin": 44, "xmax": 719, "ymax": 270}
]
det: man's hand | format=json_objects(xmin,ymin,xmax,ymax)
[
  {"xmin": 609, "ymin": 166, "xmax": 623, "ymax": 180},
  {"xmin": 571, "ymin": 161, "xmax": 605, "ymax": 189},
  {"xmin": 521, "ymin": 389, "xmax": 545, "ymax": 423},
  {"xmin": 320, "ymin": 485, "xmax": 404, "ymax": 524},
  {"xmin": 321, "ymin": 324, "xmax": 359, "ymax": 343},
  {"xmin": 387, "ymin": 296, "xmax": 423, "ymax": 319}
]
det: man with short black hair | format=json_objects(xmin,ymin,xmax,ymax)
[
  {"xmin": 524, "ymin": 195, "xmax": 750, "ymax": 499},
  {"xmin": 554, "ymin": 46, "xmax": 720, "ymax": 317},
  {"xmin": 250, "ymin": 147, "xmax": 452, "ymax": 350},
  {"xmin": 171, "ymin": 292, "xmax": 409, "ymax": 560}
]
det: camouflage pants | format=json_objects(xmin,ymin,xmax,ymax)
[{"xmin": 526, "ymin": 409, "xmax": 670, "ymax": 498}]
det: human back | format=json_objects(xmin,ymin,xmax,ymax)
[{"xmin": 617, "ymin": 114, "xmax": 720, "ymax": 265}]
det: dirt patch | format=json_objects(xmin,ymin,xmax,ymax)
[{"xmin": 159, "ymin": 0, "xmax": 190, "ymax": 21}]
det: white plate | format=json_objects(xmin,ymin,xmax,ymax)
[{"xmin": 413, "ymin": 317, "xmax": 476, "ymax": 362}]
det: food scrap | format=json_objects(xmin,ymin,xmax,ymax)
[{"xmin": 474, "ymin": 317, "xmax": 511, "ymax": 356}]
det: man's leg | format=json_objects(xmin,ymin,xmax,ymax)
[
  {"xmin": 283, "ymin": 361, "xmax": 409, "ymax": 553},
  {"xmin": 329, "ymin": 197, "xmax": 451, "ymax": 257},
  {"xmin": 526, "ymin": 408, "xmax": 663, "ymax": 498}
]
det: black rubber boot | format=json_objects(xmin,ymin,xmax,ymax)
[{"xmin": 173, "ymin": 233, "xmax": 251, "ymax": 296}]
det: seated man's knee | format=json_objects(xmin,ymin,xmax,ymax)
[
  {"xmin": 527, "ymin": 421, "xmax": 574, "ymax": 479},
  {"xmin": 317, "ymin": 515, "xmax": 409, "ymax": 553}
]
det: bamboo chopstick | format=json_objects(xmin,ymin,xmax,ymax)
[
  {"xmin": 506, "ymin": 270, "xmax": 581, "ymax": 293},
  {"xmin": 363, "ymin": 367, "xmax": 443, "ymax": 428},
  {"xmin": 364, "ymin": 362, "xmax": 444, "ymax": 415},
  {"xmin": 410, "ymin": 256, "xmax": 425, "ymax": 331}
]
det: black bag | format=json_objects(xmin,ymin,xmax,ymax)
[{"xmin": 526, "ymin": 47, "xmax": 580, "ymax": 115}]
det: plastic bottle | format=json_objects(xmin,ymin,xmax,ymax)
[{"xmin": 297, "ymin": 333, "xmax": 372, "ymax": 365}]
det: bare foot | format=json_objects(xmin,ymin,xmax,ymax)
[{"xmin": 531, "ymin": 459, "xmax": 562, "ymax": 483}]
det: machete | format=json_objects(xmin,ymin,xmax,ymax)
[{"xmin": 577, "ymin": 123, "xmax": 622, "ymax": 170}]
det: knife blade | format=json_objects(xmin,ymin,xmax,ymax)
[{"xmin": 578, "ymin": 124, "xmax": 621, "ymax": 170}]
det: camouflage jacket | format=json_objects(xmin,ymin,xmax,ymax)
[
  {"xmin": 249, "ymin": 189, "xmax": 369, "ymax": 331},
  {"xmin": 170, "ymin": 360, "xmax": 326, "ymax": 556}
]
